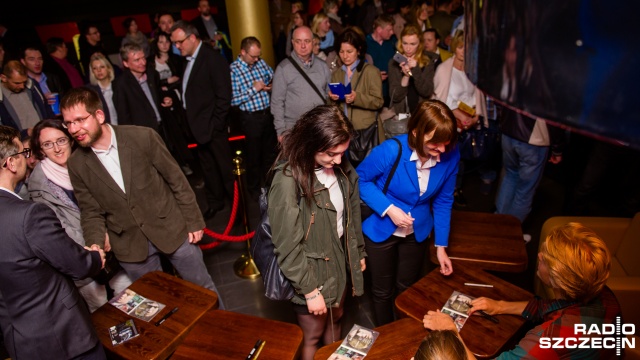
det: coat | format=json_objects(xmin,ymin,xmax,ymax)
[
  {"xmin": 268, "ymin": 162, "xmax": 366, "ymax": 306},
  {"xmin": 0, "ymin": 190, "xmax": 102, "ymax": 360},
  {"xmin": 330, "ymin": 62, "xmax": 384, "ymax": 130},
  {"xmin": 356, "ymin": 134, "xmax": 459, "ymax": 246},
  {"xmin": 387, "ymin": 52, "xmax": 437, "ymax": 114},
  {"xmin": 113, "ymin": 68, "xmax": 164, "ymax": 132},
  {"xmin": 68, "ymin": 125, "xmax": 205, "ymax": 263}
]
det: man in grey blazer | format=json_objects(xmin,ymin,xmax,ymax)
[
  {"xmin": 0, "ymin": 125, "xmax": 106, "ymax": 360},
  {"xmin": 61, "ymin": 88, "xmax": 220, "ymax": 302}
]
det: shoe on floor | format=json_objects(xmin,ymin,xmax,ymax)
[{"xmin": 454, "ymin": 190, "xmax": 468, "ymax": 208}]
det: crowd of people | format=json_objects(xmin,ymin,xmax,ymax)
[{"xmin": 0, "ymin": 1, "xmax": 633, "ymax": 360}]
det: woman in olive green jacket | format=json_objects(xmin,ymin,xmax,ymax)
[{"xmin": 268, "ymin": 105, "xmax": 366, "ymax": 360}]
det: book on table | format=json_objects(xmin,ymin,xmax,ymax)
[
  {"xmin": 328, "ymin": 324, "xmax": 379, "ymax": 359},
  {"xmin": 109, "ymin": 288, "xmax": 166, "ymax": 322},
  {"xmin": 442, "ymin": 290, "xmax": 474, "ymax": 331}
]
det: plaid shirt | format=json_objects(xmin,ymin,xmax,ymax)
[
  {"xmin": 230, "ymin": 56, "xmax": 273, "ymax": 112},
  {"xmin": 496, "ymin": 287, "xmax": 622, "ymax": 360}
]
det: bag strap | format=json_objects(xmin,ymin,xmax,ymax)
[
  {"xmin": 288, "ymin": 56, "xmax": 326, "ymax": 102},
  {"xmin": 382, "ymin": 138, "xmax": 402, "ymax": 194}
]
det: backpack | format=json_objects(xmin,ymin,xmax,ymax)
[{"xmin": 250, "ymin": 187, "xmax": 297, "ymax": 301}]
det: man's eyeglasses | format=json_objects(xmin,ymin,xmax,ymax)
[
  {"xmin": 173, "ymin": 35, "xmax": 191, "ymax": 46},
  {"xmin": 41, "ymin": 137, "xmax": 70, "ymax": 150},
  {"xmin": 63, "ymin": 113, "xmax": 92, "ymax": 129},
  {"xmin": 1, "ymin": 148, "xmax": 31, "ymax": 168}
]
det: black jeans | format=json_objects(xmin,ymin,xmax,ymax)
[
  {"xmin": 238, "ymin": 109, "xmax": 278, "ymax": 195},
  {"xmin": 364, "ymin": 233, "xmax": 428, "ymax": 326}
]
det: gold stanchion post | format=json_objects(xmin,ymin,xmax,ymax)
[{"xmin": 232, "ymin": 150, "xmax": 261, "ymax": 279}]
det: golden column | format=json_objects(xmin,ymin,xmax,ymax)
[{"xmin": 225, "ymin": 0, "xmax": 275, "ymax": 68}]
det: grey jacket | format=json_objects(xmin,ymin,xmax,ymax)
[
  {"xmin": 28, "ymin": 163, "xmax": 93, "ymax": 287},
  {"xmin": 268, "ymin": 162, "xmax": 366, "ymax": 306},
  {"xmin": 271, "ymin": 53, "xmax": 331, "ymax": 135}
]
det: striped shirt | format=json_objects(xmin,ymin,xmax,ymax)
[{"xmin": 230, "ymin": 56, "xmax": 273, "ymax": 112}]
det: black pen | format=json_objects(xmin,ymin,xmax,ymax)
[
  {"xmin": 477, "ymin": 310, "xmax": 500, "ymax": 324},
  {"xmin": 155, "ymin": 307, "xmax": 178, "ymax": 326},
  {"xmin": 246, "ymin": 339, "xmax": 263, "ymax": 360}
]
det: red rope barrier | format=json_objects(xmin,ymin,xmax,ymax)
[{"xmin": 199, "ymin": 181, "xmax": 256, "ymax": 250}]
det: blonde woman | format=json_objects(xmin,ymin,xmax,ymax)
[
  {"xmin": 87, "ymin": 53, "xmax": 117, "ymax": 124},
  {"xmin": 311, "ymin": 12, "xmax": 335, "ymax": 54},
  {"xmin": 387, "ymin": 25, "xmax": 436, "ymax": 115}
]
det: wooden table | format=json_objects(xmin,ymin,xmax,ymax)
[
  {"xmin": 314, "ymin": 318, "xmax": 427, "ymax": 360},
  {"xmin": 172, "ymin": 310, "xmax": 303, "ymax": 360},
  {"xmin": 395, "ymin": 265, "xmax": 532, "ymax": 359},
  {"xmin": 430, "ymin": 211, "xmax": 528, "ymax": 272},
  {"xmin": 91, "ymin": 271, "xmax": 218, "ymax": 360}
]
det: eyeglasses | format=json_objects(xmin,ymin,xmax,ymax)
[
  {"xmin": 63, "ymin": 113, "xmax": 92, "ymax": 129},
  {"xmin": 41, "ymin": 137, "xmax": 70, "ymax": 150},
  {"xmin": 293, "ymin": 39, "xmax": 312, "ymax": 45},
  {"xmin": 173, "ymin": 35, "xmax": 191, "ymax": 46},
  {"xmin": 2, "ymin": 148, "xmax": 31, "ymax": 168}
]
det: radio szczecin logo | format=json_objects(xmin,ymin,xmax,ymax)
[{"xmin": 540, "ymin": 317, "xmax": 635, "ymax": 356}]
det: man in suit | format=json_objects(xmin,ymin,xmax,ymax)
[
  {"xmin": 62, "ymin": 88, "xmax": 221, "ymax": 301},
  {"xmin": 170, "ymin": 20, "xmax": 234, "ymax": 219},
  {"xmin": 113, "ymin": 43, "xmax": 172, "ymax": 132},
  {"xmin": 0, "ymin": 125, "xmax": 106, "ymax": 360}
]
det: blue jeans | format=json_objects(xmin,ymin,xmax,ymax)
[{"xmin": 495, "ymin": 134, "xmax": 548, "ymax": 223}]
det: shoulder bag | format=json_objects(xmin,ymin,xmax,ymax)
[
  {"xmin": 360, "ymin": 138, "xmax": 402, "ymax": 221},
  {"xmin": 348, "ymin": 63, "xmax": 380, "ymax": 164},
  {"xmin": 288, "ymin": 56, "xmax": 326, "ymax": 103}
]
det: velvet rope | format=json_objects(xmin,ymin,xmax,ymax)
[{"xmin": 199, "ymin": 181, "xmax": 256, "ymax": 250}]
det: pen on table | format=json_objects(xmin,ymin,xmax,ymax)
[
  {"xmin": 253, "ymin": 340, "xmax": 266, "ymax": 359},
  {"xmin": 477, "ymin": 310, "xmax": 500, "ymax": 323},
  {"xmin": 464, "ymin": 282, "xmax": 494, "ymax": 288},
  {"xmin": 155, "ymin": 307, "xmax": 178, "ymax": 326},
  {"xmin": 246, "ymin": 339, "xmax": 263, "ymax": 360}
]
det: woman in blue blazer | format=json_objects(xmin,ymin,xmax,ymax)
[{"xmin": 356, "ymin": 99, "xmax": 459, "ymax": 325}]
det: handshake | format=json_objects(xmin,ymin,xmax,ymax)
[{"xmin": 84, "ymin": 244, "xmax": 106, "ymax": 269}]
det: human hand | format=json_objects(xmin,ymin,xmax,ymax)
[
  {"xmin": 453, "ymin": 109, "xmax": 473, "ymax": 130},
  {"xmin": 380, "ymin": 71, "xmax": 388, "ymax": 81},
  {"xmin": 406, "ymin": 57, "xmax": 417, "ymax": 69},
  {"xmin": 423, "ymin": 310, "xmax": 457, "ymax": 331},
  {"xmin": 263, "ymin": 84, "xmax": 272, "ymax": 92},
  {"xmin": 344, "ymin": 91, "xmax": 356, "ymax": 104},
  {"xmin": 167, "ymin": 75, "xmax": 180, "ymax": 84},
  {"xmin": 104, "ymin": 233, "xmax": 111, "ymax": 252},
  {"xmin": 360, "ymin": 258, "xmax": 366, "ymax": 272},
  {"xmin": 85, "ymin": 244, "xmax": 107, "ymax": 269},
  {"xmin": 436, "ymin": 247, "xmax": 453, "ymax": 275},
  {"xmin": 45, "ymin": 93, "xmax": 56, "ymax": 105},
  {"xmin": 161, "ymin": 97, "xmax": 173, "ymax": 107},
  {"xmin": 469, "ymin": 297, "xmax": 501, "ymax": 315},
  {"xmin": 387, "ymin": 205, "xmax": 415, "ymax": 228},
  {"xmin": 306, "ymin": 290, "xmax": 327, "ymax": 315},
  {"xmin": 278, "ymin": 135, "xmax": 284, "ymax": 143},
  {"xmin": 213, "ymin": 33, "xmax": 223, "ymax": 42},
  {"xmin": 254, "ymin": 80, "xmax": 266, "ymax": 91},
  {"xmin": 188, "ymin": 230, "xmax": 204, "ymax": 244},
  {"xmin": 400, "ymin": 62, "xmax": 412, "ymax": 77},
  {"xmin": 328, "ymin": 91, "xmax": 340, "ymax": 101}
]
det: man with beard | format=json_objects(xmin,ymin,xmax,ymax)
[{"xmin": 62, "ymin": 87, "xmax": 222, "ymax": 303}]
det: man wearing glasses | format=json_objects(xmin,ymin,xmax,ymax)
[
  {"xmin": 271, "ymin": 26, "xmax": 330, "ymax": 142},
  {"xmin": 230, "ymin": 36, "xmax": 277, "ymax": 200},
  {"xmin": 170, "ymin": 20, "xmax": 234, "ymax": 220},
  {"xmin": 60, "ymin": 88, "xmax": 222, "ymax": 304},
  {"xmin": 0, "ymin": 125, "xmax": 107, "ymax": 360}
]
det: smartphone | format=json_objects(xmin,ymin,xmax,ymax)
[{"xmin": 393, "ymin": 52, "xmax": 408, "ymax": 64}]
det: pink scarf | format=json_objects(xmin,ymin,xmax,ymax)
[{"xmin": 40, "ymin": 157, "xmax": 73, "ymax": 190}]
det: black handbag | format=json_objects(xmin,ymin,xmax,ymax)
[
  {"xmin": 458, "ymin": 120, "xmax": 500, "ymax": 161},
  {"xmin": 360, "ymin": 138, "xmax": 402, "ymax": 221},
  {"xmin": 347, "ymin": 63, "xmax": 380, "ymax": 163},
  {"xmin": 250, "ymin": 187, "xmax": 298, "ymax": 301}
]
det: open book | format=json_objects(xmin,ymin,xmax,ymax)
[
  {"xmin": 327, "ymin": 324, "xmax": 379, "ymax": 360},
  {"xmin": 109, "ymin": 288, "xmax": 166, "ymax": 322},
  {"xmin": 442, "ymin": 290, "xmax": 474, "ymax": 331}
]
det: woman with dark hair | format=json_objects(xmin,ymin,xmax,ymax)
[
  {"xmin": 121, "ymin": 17, "xmax": 150, "ymax": 57},
  {"xmin": 388, "ymin": 25, "xmax": 437, "ymax": 115},
  {"xmin": 357, "ymin": 99, "xmax": 458, "ymax": 326},
  {"xmin": 149, "ymin": 31, "xmax": 184, "ymax": 91},
  {"xmin": 268, "ymin": 105, "xmax": 366, "ymax": 360},
  {"xmin": 329, "ymin": 29, "xmax": 383, "ymax": 164},
  {"xmin": 27, "ymin": 119, "xmax": 131, "ymax": 312}
]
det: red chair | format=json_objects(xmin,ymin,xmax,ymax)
[
  {"xmin": 35, "ymin": 22, "xmax": 79, "ymax": 44},
  {"xmin": 110, "ymin": 14, "xmax": 153, "ymax": 37}
]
